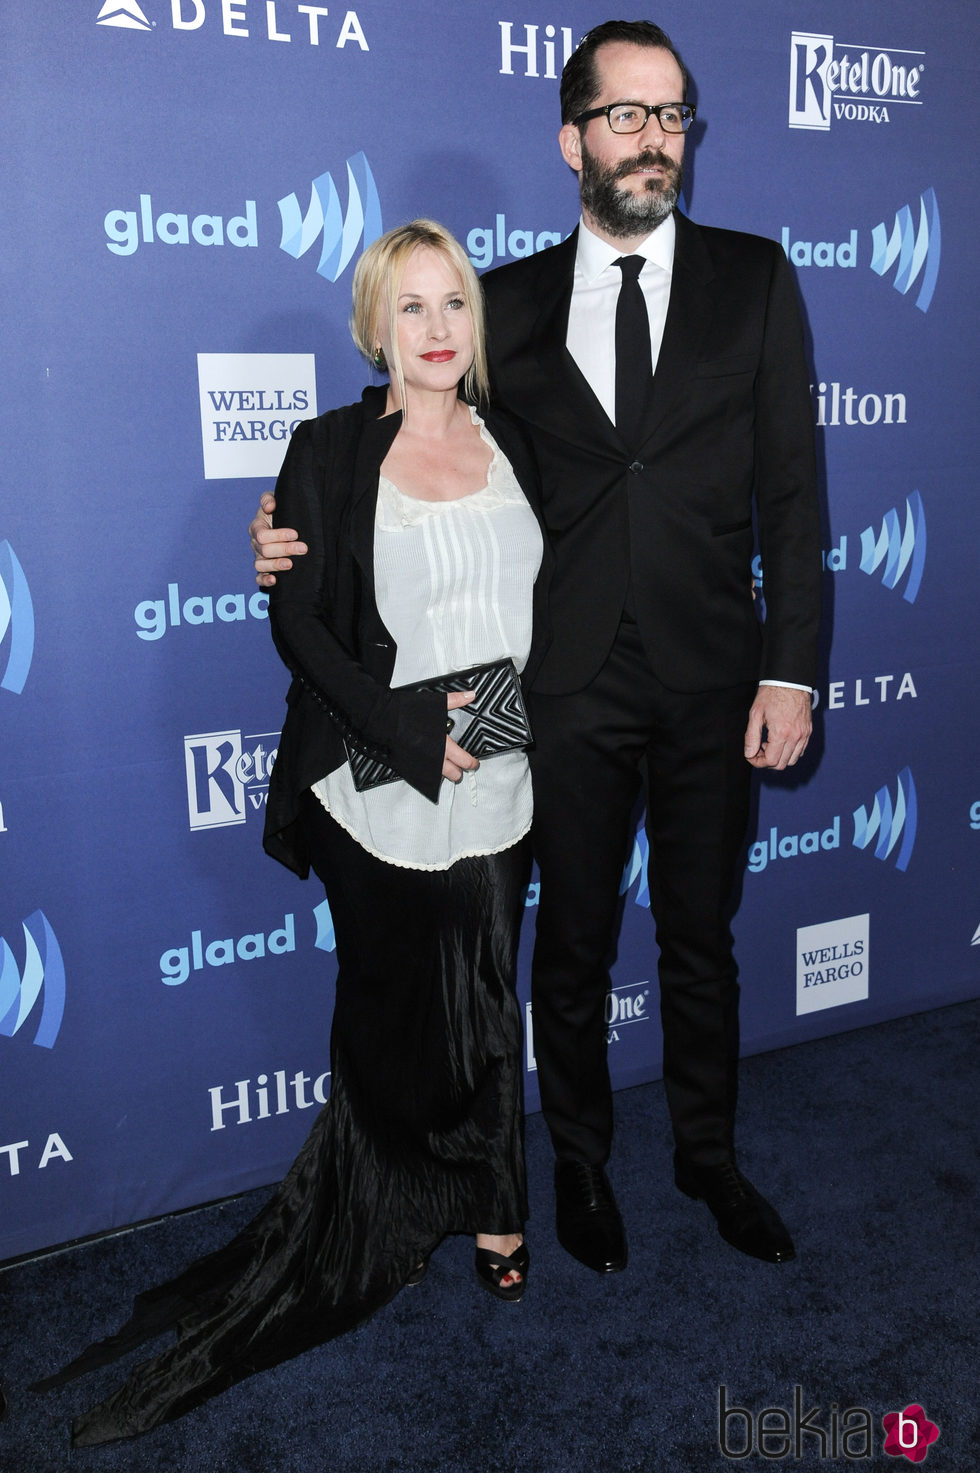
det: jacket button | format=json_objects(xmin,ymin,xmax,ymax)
[{"xmin": 629, "ymin": 460, "xmax": 644, "ymax": 473}]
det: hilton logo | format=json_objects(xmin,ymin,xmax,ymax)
[{"xmin": 498, "ymin": 22, "xmax": 573, "ymax": 79}]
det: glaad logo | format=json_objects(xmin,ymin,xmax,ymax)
[
  {"xmin": 160, "ymin": 914, "xmax": 295, "ymax": 985},
  {"xmin": 789, "ymin": 33, "xmax": 925, "ymax": 129},
  {"xmin": 860, "ymin": 491, "xmax": 926, "ymax": 602},
  {"xmin": 313, "ymin": 898, "xmax": 336, "ymax": 953},
  {"xmin": 279, "ymin": 153, "xmax": 381, "ymax": 283},
  {"xmin": 0, "ymin": 910, "xmax": 66, "ymax": 1050},
  {"xmin": 105, "ymin": 194, "xmax": 256, "ymax": 257},
  {"xmin": 871, "ymin": 189, "xmax": 940, "ymax": 312},
  {"xmin": 781, "ymin": 191, "xmax": 940, "ymax": 313},
  {"xmin": 467, "ymin": 214, "xmax": 565, "ymax": 270},
  {"xmin": 135, "ymin": 584, "xmax": 268, "ymax": 641},
  {"xmin": 0, "ymin": 540, "xmax": 35, "ymax": 695},
  {"xmin": 853, "ymin": 768, "xmax": 917, "ymax": 873},
  {"xmin": 796, "ymin": 913, "xmax": 868, "ymax": 1016},
  {"xmin": 758, "ymin": 494, "xmax": 926, "ymax": 604},
  {"xmin": 97, "ymin": 0, "xmax": 152, "ymax": 27},
  {"xmin": 185, "ymin": 728, "xmax": 278, "ymax": 831}
]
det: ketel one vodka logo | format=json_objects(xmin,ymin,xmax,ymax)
[
  {"xmin": 184, "ymin": 729, "xmax": 278, "ymax": 831},
  {"xmin": 789, "ymin": 33, "xmax": 925, "ymax": 129}
]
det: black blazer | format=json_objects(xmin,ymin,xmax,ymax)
[
  {"xmin": 263, "ymin": 386, "xmax": 551, "ymax": 877},
  {"xmin": 481, "ymin": 213, "xmax": 821, "ymax": 696}
]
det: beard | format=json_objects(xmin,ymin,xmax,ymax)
[{"xmin": 578, "ymin": 139, "xmax": 683, "ymax": 238}]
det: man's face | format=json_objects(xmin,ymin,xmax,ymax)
[{"xmin": 559, "ymin": 43, "xmax": 686, "ymax": 241}]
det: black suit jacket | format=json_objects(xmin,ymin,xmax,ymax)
[
  {"xmin": 481, "ymin": 213, "xmax": 821, "ymax": 696},
  {"xmin": 263, "ymin": 386, "xmax": 551, "ymax": 877}
]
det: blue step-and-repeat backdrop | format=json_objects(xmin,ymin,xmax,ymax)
[{"xmin": 2, "ymin": 1, "xmax": 978, "ymax": 1260}]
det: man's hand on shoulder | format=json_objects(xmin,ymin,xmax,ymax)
[
  {"xmin": 743, "ymin": 686, "xmax": 812, "ymax": 771},
  {"xmin": 250, "ymin": 492, "xmax": 307, "ymax": 588}
]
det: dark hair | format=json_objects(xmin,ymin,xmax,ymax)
[{"xmin": 560, "ymin": 20, "xmax": 688, "ymax": 124}]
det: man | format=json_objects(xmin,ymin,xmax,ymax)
[{"xmin": 252, "ymin": 21, "xmax": 821, "ymax": 1274}]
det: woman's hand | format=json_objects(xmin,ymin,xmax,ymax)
[{"xmin": 442, "ymin": 691, "xmax": 479, "ymax": 782}]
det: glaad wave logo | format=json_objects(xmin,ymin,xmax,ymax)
[
  {"xmin": 0, "ymin": 540, "xmax": 35, "ymax": 695},
  {"xmin": 279, "ymin": 153, "xmax": 381, "ymax": 283},
  {"xmin": 780, "ymin": 191, "xmax": 940, "ymax": 313},
  {"xmin": 620, "ymin": 822, "xmax": 651, "ymax": 908},
  {"xmin": 852, "ymin": 768, "xmax": 917, "ymax": 872},
  {"xmin": 859, "ymin": 491, "xmax": 926, "ymax": 603},
  {"xmin": 871, "ymin": 189, "xmax": 940, "ymax": 312},
  {"xmin": 313, "ymin": 899, "xmax": 336, "ymax": 953},
  {"xmin": 97, "ymin": 0, "xmax": 152, "ymax": 29},
  {"xmin": 0, "ymin": 911, "xmax": 66, "ymax": 1050}
]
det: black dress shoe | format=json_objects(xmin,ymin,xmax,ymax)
[
  {"xmin": 554, "ymin": 1161, "xmax": 627, "ymax": 1273},
  {"xmin": 675, "ymin": 1159, "xmax": 796, "ymax": 1263}
]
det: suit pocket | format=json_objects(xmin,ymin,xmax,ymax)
[
  {"xmin": 695, "ymin": 354, "xmax": 756, "ymax": 378},
  {"xmin": 711, "ymin": 517, "xmax": 753, "ymax": 537}
]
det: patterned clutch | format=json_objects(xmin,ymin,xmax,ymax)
[{"xmin": 345, "ymin": 658, "xmax": 532, "ymax": 792}]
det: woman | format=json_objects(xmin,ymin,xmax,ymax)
[{"xmin": 34, "ymin": 220, "xmax": 550, "ymax": 1445}]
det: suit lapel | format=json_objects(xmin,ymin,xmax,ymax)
[
  {"xmin": 502, "ymin": 232, "xmax": 624, "ymax": 458},
  {"xmin": 637, "ymin": 212, "xmax": 716, "ymax": 450}
]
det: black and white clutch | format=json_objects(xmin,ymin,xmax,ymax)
[{"xmin": 344, "ymin": 657, "xmax": 532, "ymax": 792}]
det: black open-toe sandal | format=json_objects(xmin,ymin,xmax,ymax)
[
  {"xmin": 475, "ymin": 1240, "xmax": 529, "ymax": 1302},
  {"xmin": 405, "ymin": 1258, "xmax": 429, "ymax": 1287}
]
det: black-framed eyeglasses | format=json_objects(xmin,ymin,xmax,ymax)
[{"xmin": 573, "ymin": 101, "xmax": 696, "ymax": 135}]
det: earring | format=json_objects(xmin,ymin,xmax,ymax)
[{"xmin": 372, "ymin": 345, "xmax": 387, "ymax": 370}]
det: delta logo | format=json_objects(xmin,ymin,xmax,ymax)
[
  {"xmin": 781, "ymin": 189, "xmax": 940, "ymax": 313},
  {"xmin": 789, "ymin": 33, "xmax": 925, "ymax": 129},
  {"xmin": 96, "ymin": 2, "xmax": 369, "ymax": 49}
]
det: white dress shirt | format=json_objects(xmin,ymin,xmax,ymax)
[
  {"xmin": 313, "ymin": 410, "xmax": 543, "ymax": 869},
  {"xmin": 565, "ymin": 214, "xmax": 809, "ymax": 697}
]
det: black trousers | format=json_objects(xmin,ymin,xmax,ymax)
[{"xmin": 528, "ymin": 619, "xmax": 755, "ymax": 1170}]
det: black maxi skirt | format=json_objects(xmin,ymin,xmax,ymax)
[{"xmin": 35, "ymin": 797, "xmax": 530, "ymax": 1446}]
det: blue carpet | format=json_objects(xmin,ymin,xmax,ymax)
[{"xmin": 1, "ymin": 1000, "xmax": 977, "ymax": 1471}]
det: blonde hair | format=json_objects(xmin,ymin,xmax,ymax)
[{"xmin": 350, "ymin": 219, "xmax": 489, "ymax": 411}]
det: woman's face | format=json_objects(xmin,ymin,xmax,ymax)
[{"xmin": 380, "ymin": 245, "xmax": 474, "ymax": 407}]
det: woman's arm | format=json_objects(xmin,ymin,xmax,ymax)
[{"xmin": 268, "ymin": 419, "xmax": 450, "ymax": 800}]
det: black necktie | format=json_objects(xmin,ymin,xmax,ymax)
[{"xmin": 614, "ymin": 255, "xmax": 653, "ymax": 448}]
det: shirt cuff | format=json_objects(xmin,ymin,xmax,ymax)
[{"xmin": 759, "ymin": 679, "xmax": 812, "ymax": 693}]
